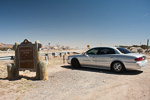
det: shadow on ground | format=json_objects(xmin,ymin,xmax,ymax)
[
  {"xmin": 61, "ymin": 65, "xmax": 143, "ymax": 75},
  {"xmin": 0, "ymin": 75, "xmax": 39, "ymax": 81}
]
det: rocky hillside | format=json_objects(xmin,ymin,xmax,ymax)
[{"xmin": 0, "ymin": 43, "xmax": 13, "ymax": 48}]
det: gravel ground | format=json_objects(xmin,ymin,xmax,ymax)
[
  {"xmin": 1, "ymin": 57, "xmax": 150, "ymax": 100},
  {"xmin": 24, "ymin": 59, "xmax": 150, "ymax": 100}
]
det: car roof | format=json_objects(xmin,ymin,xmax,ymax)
[{"xmin": 92, "ymin": 47, "xmax": 118, "ymax": 49}]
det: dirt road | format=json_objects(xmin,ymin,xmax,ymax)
[{"xmin": 0, "ymin": 58, "xmax": 150, "ymax": 100}]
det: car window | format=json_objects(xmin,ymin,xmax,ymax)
[
  {"xmin": 97, "ymin": 48, "xmax": 115, "ymax": 54},
  {"xmin": 87, "ymin": 48, "xmax": 99, "ymax": 55},
  {"xmin": 117, "ymin": 47, "xmax": 131, "ymax": 54}
]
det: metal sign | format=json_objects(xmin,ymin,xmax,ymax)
[{"xmin": 18, "ymin": 39, "xmax": 35, "ymax": 71}]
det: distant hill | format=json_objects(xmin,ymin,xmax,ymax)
[{"xmin": 0, "ymin": 43, "xmax": 13, "ymax": 48}]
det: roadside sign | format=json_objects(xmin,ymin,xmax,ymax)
[{"xmin": 87, "ymin": 45, "xmax": 90, "ymax": 49}]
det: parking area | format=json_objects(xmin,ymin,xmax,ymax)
[{"xmin": 0, "ymin": 56, "xmax": 150, "ymax": 100}]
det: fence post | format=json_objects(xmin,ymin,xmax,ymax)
[
  {"xmin": 63, "ymin": 55, "xmax": 65, "ymax": 64},
  {"xmin": 60, "ymin": 53, "xmax": 62, "ymax": 57},
  {"xmin": 45, "ymin": 54, "xmax": 49, "ymax": 62}
]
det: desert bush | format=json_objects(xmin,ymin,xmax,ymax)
[{"xmin": 137, "ymin": 49, "xmax": 143, "ymax": 54}]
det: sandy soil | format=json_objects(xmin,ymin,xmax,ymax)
[{"xmin": 0, "ymin": 56, "xmax": 150, "ymax": 100}]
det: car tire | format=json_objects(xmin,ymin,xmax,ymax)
[
  {"xmin": 111, "ymin": 62, "xmax": 125, "ymax": 73},
  {"xmin": 71, "ymin": 58, "xmax": 81, "ymax": 68}
]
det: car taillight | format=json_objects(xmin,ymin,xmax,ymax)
[{"xmin": 135, "ymin": 57, "xmax": 143, "ymax": 61}]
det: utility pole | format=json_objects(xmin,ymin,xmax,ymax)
[
  {"xmin": 147, "ymin": 39, "xmax": 149, "ymax": 53},
  {"xmin": 48, "ymin": 43, "xmax": 50, "ymax": 50}
]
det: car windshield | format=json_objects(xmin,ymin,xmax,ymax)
[{"xmin": 117, "ymin": 47, "xmax": 132, "ymax": 54}]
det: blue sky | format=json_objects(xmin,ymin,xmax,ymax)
[{"xmin": 0, "ymin": 0, "xmax": 150, "ymax": 48}]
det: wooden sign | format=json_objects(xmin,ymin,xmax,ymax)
[{"xmin": 18, "ymin": 39, "xmax": 35, "ymax": 71}]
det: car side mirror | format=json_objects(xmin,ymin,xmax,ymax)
[{"xmin": 83, "ymin": 52, "xmax": 87, "ymax": 55}]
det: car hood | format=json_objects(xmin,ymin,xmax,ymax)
[{"xmin": 68, "ymin": 54, "xmax": 82, "ymax": 57}]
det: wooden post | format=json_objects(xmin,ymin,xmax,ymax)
[
  {"xmin": 45, "ymin": 54, "xmax": 49, "ymax": 62},
  {"xmin": 63, "ymin": 55, "xmax": 65, "ymax": 64}
]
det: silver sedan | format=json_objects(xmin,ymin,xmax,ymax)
[{"xmin": 67, "ymin": 47, "xmax": 147, "ymax": 72}]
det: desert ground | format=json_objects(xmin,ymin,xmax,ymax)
[{"xmin": 0, "ymin": 51, "xmax": 150, "ymax": 100}]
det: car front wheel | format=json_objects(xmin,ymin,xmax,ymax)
[{"xmin": 71, "ymin": 58, "xmax": 81, "ymax": 68}]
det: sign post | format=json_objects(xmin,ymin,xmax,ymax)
[{"xmin": 87, "ymin": 45, "xmax": 90, "ymax": 49}]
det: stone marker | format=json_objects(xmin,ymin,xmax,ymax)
[
  {"xmin": 7, "ymin": 39, "xmax": 48, "ymax": 80},
  {"xmin": 7, "ymin": 63, "xmax": 15, "ymax": 79}
]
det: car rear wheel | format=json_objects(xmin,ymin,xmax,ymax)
[
  {"xmin": 71, "ymin": 58, "xmax": 81, "ymax": 68},
  {"xmin": 112, "ymin": 62, "xmax": 125, "ymax": 72}
]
